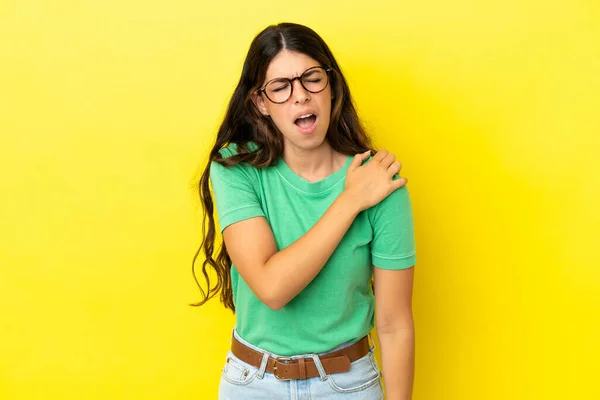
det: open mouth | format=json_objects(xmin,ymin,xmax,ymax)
[{"xmin": 294, "ymin": 113, "xmax": 317, "ymax": 129}]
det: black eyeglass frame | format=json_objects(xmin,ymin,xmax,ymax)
[{"xmin": 257, "ymin": 66, "xmax": 334, "ymax": 104}]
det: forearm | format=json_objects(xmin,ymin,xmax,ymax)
[
  {"xmin": 264, "ymin": 191, "xmax": 360, "ymax": 309},
  {"xmin": 378, "ymin": 325, "xmax": 415, "ymax": 400}
]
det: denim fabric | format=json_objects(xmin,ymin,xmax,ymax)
[{"xmin": 218, "ymin": 329, "xmax": 384, "ymax": 400}]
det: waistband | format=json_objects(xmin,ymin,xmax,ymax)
[{"xmin": 230, "ymin": 331, "xmax": 371, "ymax": 380}]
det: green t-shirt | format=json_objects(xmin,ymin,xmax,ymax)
[{"xmin": 210, "ymin": 144, "xmax": 416, "ymax": 356}]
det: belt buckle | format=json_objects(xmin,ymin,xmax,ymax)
[{"xmin": 273, "ymin": 357, "xmax": 293, "ymax": 380}]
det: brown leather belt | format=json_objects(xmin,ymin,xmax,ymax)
[{"xmin": 230, "ymin": 335, "xmax": 370, "ymax": 380}]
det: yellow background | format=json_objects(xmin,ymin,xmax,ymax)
[{"xmin": 1, "ymin": 0, "xmax": 598, "ymax": 399}]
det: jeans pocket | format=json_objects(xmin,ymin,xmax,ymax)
[
  {"xmin": 221, "ymin": 351, "xmax": 259, "ymax": 386},
  {"xmin": 327, "ymin": 351, "xmax": 382, "ymax": 393}
]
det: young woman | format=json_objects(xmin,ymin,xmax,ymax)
[{"xmin": 193, "ymin": 22, "xmax": 416, "ymax": 399}]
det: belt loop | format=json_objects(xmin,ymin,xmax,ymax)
[
  {"xmin": 298, "ymin": 358, "xmax": 307, "ymax": 380},
  {"xmin": 368, "ymin": 333, "xmax": 376, "ymax": 352},
  {"xmin": 257, "ymin": 352, "xmax": 270, "ymax": 379},
  {"xmin": 309, "ymin": 354, "xmax": 328, "ymax": 381}
]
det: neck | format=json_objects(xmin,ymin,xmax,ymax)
[{"xmin": 282, "ymin": 140, "xmax": 345, "ymax": 182}]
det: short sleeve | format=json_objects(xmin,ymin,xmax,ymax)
[
  {"xmin": 368, "ymin": 184, "xmax": 416, "ymax": 270},
  {"xmin": 209, "ymin": 159, "xmax": 265, "ymax": 232}
]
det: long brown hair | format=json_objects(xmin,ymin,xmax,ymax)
[{"xmin": 191, "ymin": 22, "xmax": 375, "ymax": 312}]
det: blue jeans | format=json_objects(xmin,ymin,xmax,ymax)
[{"xmin": 218, "ymin": 329, "xmax": 384, "ymax": 399}]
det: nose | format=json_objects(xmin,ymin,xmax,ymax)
[{"xmin": 291, "ymin": 78, "xmax": 310, "ymax": 104}]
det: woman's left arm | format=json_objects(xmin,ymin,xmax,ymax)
[{"xmin": 374, "ymin": 266, "xmax": 415, "ymax": 400}]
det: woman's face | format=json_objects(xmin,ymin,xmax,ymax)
[{"xmin": 253, "ymin": 50, "xmax": 333, "ymax": 152}]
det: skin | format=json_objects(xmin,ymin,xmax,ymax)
[
  {"xmin": 375, "ymin": 265, "xmax": 415, "ymax": 399},
  {"xmin": 252, "ymin": 49, "xmax": 347, "ymax": 182},
  {"xmin": 226, "ymin": 49, "xmax": 416, "ymax": 399}
]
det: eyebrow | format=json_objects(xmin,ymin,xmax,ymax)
[{"xmin": 266, "ymin": 66, "xmax": 321, "ymax": 82}]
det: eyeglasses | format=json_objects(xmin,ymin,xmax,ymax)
[{"xmin": 258, "ymin": 66, "xmax": 333, "ymax": 104}]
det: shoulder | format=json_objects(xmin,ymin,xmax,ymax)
[
  {"xmin": 210, "ymin": 142, "xmax": 262, "ymax": 184},
  {"xmin": 217, "ymin": 141, "xmax": 260, "ymax": 159},
  {"xmin": 367, "ymin": 184, "xmax": 412, "ymax": 222}
]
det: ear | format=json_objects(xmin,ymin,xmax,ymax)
[{"xmin": 251, "ymin": 91, "xmax": 270, "ymax": 117}]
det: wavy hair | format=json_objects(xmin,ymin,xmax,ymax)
[{"xmin": 191, "ymin": 22, "xmax": 374, "ymax": 311}]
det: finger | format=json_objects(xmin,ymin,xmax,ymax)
[
  {"xmin": 371, "ymin": 149, "xmax": 388, "ymax": 163},
  {"xmin": 381, "ymin": 153, "xmax": 396, "ymax": 169},
  {"xmin": 387, "ymin": 161, "xmax": 402, "ymax": 176},
  {"xmin": 392, "ymin": 176, "xmax": 408, "ymax": 189},
  {"xmin": 349, "ymin": 151, "xmax": 371, "ymax": 171}
]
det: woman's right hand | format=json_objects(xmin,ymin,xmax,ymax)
[{"xmin": 343, "ymin": 149, "xmax": 407, "ymax": 211}]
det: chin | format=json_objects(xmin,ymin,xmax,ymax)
[{"xmin": 303, "ymin": 135, "xmax": 330, "ymax": 152}]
